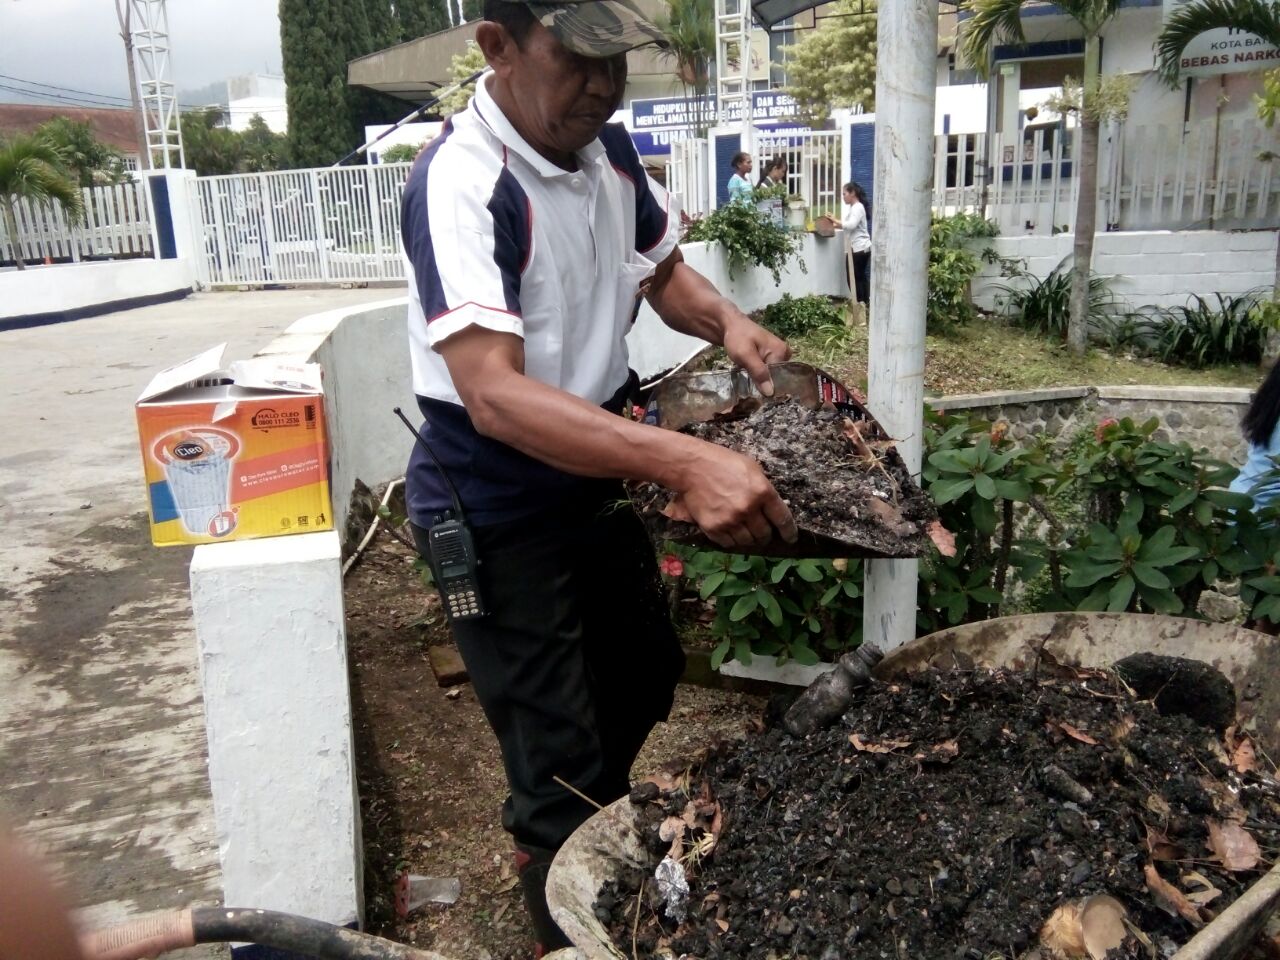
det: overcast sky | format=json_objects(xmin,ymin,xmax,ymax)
[{"xmin": 0, "ymin": 0, "xmax": 284, "ymax": 105}]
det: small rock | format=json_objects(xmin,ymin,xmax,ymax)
[
  {"xmin": 775, "ymin": 916, "xmax": 795, "ymax": 936},
  {"xmin": 1197, "ymin": 589, "xmax": 1244, "ymax": 623},
  {"xmin": 630, "ymin": 781, "xmax": 661, "ymax": 804},
  {"xmin": 80, "ymin": 501, "xmax": 92, "ymax": 510},
  {"xmin": 445, "ymin": 688, "xmax": 461, "ymax": 700},
  {"xmin": 885, "ymin": 877, "xmax": 903, "ymax": 896}
]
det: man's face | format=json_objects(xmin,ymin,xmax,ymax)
[{"xmin": 502, "ymin": 22, "xmax": 628, "ymax": 155}]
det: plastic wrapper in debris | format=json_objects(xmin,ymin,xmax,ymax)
[
  {"xmin": 654, "ymin": 856, "xmax": 689, "ymax": 922},
  {"xmin": 395, "ymin": 873, "xmax": 462, "ymax": 917}
]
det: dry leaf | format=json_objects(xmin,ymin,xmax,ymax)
[
  {"xmin": 1112, "ymin": 716, "xmax": 1136, "ymax": 741},
  {"xmin": 913, "ymin": 739, "xmax": 960, "ymax": 763},
  {"xmin": 850, "ymin": 733, "xmax": 912, "ymax": 754},
  {"xmin": 1144, "ymin": 864, "xmax": 1204, "ymax": 927},
  {"xmin": 715, "ymin": 919, "xmax": 729, "ymax": 933},
  {"xmin": 1181, "ymin": 871, "xmax": 1223, "ymax": 907},
  {"xmin": 644, "ymin": 772, "xmax": 679, "ymax": 793},
  {"xmin": 1039, "ymin": 895, "xmax": 1128, "ymax": 960},
  {"xmin": 660, "ymin": 496, "xmax": 693, "ymax": 524},
  {"xmin": 1058, "ymin": 722, "xmax": 1100, "ymax": 746},
  {"xmin": 1199, "ymin": 777, "xmax": 1248, "ymax": 823},
  {"xmin": 927, "ymin": 520, "xmax": 957, "ymax": 558},
  {"xmin": 1144, "ymin": 794, "xmax": 1172, "ymax": 819},
  {"xmin": 1144, "ymin": 824, "xmax": 1181, "ymax": 862},
  {"xmin": 659, "ymin": 815, "xmax": 686, "ymax": 861},
  {"xmin": 1207, "ymin": 819, "xmax": 1261, "ymax": 871},
  {"xmin": 1232, "ymin": 736, "xmax": 1258, "ymax": 774}
]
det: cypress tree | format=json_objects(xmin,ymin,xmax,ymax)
[
  {"xmin": 366, "ymin": 0, "xmax": 401, "ymax": 46},
  {"xmin": 399, "ymin": 0, "xmax": 451, "ymax": 39},
  {"xmin": 281, "ymin": 0, "xmax": 354, "ymax": 166},
  {"xmin": 461, "ymin": 0, "xmax": 481, "ymax": 21}
]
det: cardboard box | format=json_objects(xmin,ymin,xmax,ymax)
[{"xmin": 137, "ymin": 344, "xmax": 333, "ymax": 547}]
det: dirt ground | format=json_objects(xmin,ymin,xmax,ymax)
[{"xmin": 343, "ymin": 533, "xmax": 765, "ymax": 959}]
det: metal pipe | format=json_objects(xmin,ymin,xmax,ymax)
[{"xmin": 861, "ymin": 0, "xmax": 938, "ymax": 650}]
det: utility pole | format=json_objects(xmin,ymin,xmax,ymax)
[
  {"xmin": 861, "ymin": 0, "xmax": 938, "ymax": 650},
  {"xmin": 130, "ymin": 0, "xmax": 186, "ymax": 170},
  {"xmin": 114, "ymin": 0, "xmax": 151, "ymax": 170}
]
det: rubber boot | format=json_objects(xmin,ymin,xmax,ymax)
[{"xmin": 515, "ymin": 843, "xmax": 572, "ymax": 958}]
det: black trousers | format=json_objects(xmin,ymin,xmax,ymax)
[
  {"xmin": 412, "ymin": 485, "xmax": 685, "ymax": 852},
  {"xmin": 850, "ymin": 249, "xmax": 871, "ymax": 305}
]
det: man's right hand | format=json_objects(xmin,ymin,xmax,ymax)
[{"xmin": 670, "ymin": 443, "xmax": 798, "ymax": 551}]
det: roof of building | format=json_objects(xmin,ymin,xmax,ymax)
[{"xmin": 0, "ymin": 103, "xmax": 140, "ymax": 155}]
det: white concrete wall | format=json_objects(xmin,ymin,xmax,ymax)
[
  {"xmin": 629, "ymin": 233, "xmax": 848, "ymax": 381},
  {"xmin": 0, "ymin": 258, "xmax": 193, "ymax": 322},
  {"xmin": 972, "ymin": 229, "xmax": 1279, "ymax": 310},
  {"xmin": 189, "ymin": 531, "xmax": 361, "ymax": 928}
]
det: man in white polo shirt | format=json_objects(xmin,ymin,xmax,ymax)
[{"xmin": 401, "ymin": 0, "xmax": 798, "ymax": 950}]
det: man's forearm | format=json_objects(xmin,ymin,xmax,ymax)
[{"xmin": 646, "ymin": 258, "xmax": 741, "ymax": 345}]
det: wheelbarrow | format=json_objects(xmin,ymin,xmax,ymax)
[{"xmin": 544, "ymin": 613, "xmax": 1280, "ymax": 960}]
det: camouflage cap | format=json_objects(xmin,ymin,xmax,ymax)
[{"xmin": 503, "ymin": 0, "xmax": 667, "ymax": 58}]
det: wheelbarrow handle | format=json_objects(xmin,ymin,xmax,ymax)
[{"xmin": 83, "ymin": 907, "xmax": 451, "ymax": 960}]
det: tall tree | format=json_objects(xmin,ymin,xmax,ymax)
[
  {"xmin": 0, "ymin": 134, "xmax": 83, "ymax": 271},
  {"xmin": 782, "ymin": 0, "xmax": 878, "ymax": 122},
  {"xmin": 1156, "ymin": 0, "xmax": 1280, "ymax": 126},
  {"xmin": 399, "ymin": 0, "xmax": 451, "ymax": 38},
  {"xmin": 655, "ymin": 0, "xmax": 715, "ymax": 135},
  {"xmin": 461, "ymin": 0, "xmax": 482, "ymax": 21},
  {"xmin": 961, "ymin": 0, "xmax": 1124, "ymax": 357},
  {"xmin": 35, "ymin": 119, "xmax": 129, "ymax": 187},
  {"xmin": 366, "ymin": 0, "xmax": 401, "ymax": 47},
  {"xmin": 281, "ymin": 0, "xmax": 355, "ymax": 166}
]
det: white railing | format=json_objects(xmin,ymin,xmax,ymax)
[
  {"xmin": 668, "ymin": 138, "xmax": 711, "ymax": 219},
  {"xmin": 195, "ymin": 164, "xmax": 411, "ymax": 287},
  {"xmin": 756, "ymin": 129, "xmax": 843, "ymax": 218},
  {"xmin": 932, "ymin": 118, "xmax": 1280, "ymax": 234},
  {"xmin": 0, "ymin": 180, "xmax": 153, "ymax": 266}
]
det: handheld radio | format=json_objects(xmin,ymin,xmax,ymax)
[{"xmin": 394, "ymin": 408, "xmax": 485, "ymax": 621}]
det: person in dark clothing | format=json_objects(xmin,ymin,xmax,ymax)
[{"xmin": 399, "ymin": 0, "xmax": 799, "ymax": 953}]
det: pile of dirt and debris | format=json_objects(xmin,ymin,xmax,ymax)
[
  {"xmin": 632, "ymin": 399, "xmax": 948, "ymax": 559},
  {"xmin": 597, "ymin": 658, "xmax": 1278, "ymax": 959}
]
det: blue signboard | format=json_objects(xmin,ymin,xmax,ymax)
[{"xmin": 627, "ymin": 90, "xmax": 806, "ymax": 157}]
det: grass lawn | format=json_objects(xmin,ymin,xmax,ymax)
[{"xmin": 788, "ymin": 314, "xmax": 1264, "ymax": 398}]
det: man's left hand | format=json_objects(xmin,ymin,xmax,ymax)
[{"xmin": 722, "ymin": 312, "xmax": 791, "ymax": 397}]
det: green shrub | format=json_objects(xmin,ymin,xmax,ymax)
[
  {"xmin": 1150, "ymin": 292, "xmax": 1273, "ymax": 368},
  {"xmin": 672, "ymin": 411, "xmax": 1280, "ymax": 667},
  {"xmin": 683, "ymin": 201, "xmax": 805, "ymax": 285},
  {"xmin": 380, "ymin": 142, "xmax": 424, "ymax": 164},
  {"xmin": 760, "ymin": 294, "xmax": 844, "ymax": 340},
  {"xmin": 927, "ymin": 213, "xmax": 1001, "ymax": 331},
  {"xmin": 995, "ymin": 256, "xmax": 1121, "ymax": 341}
]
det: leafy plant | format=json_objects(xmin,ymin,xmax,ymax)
[
  {"xmin": 0, "ymin": 133, "xmax": 84, "ymax": 271},
  {"xmin": 781, "ymin": 0, "xmax": 878, "ymax": 122},
  {"xmin": 996, "ymin": 256, "xmax": 1121, "ymax": 341},
  {"xmin": 1149, "ymin": 291, "xmax": 1273, "ymax": 368},
  {"xmin": 927, "ymin": 213, "xmax": 1002, "ymax": 331},
  {"xmin": 380, "ymin": 142, "xmax": 425, "ymax": 164},
  {"xmin": 34, "ymin": 118, "xmax": 129, "ymax": 187},
  {"xmin": 683, "ymin": 200, "xmax": 806, "ymax": 285},
  {"xmin": 760, "ymin": 294, "xmax": 844, "ymax": 340},
  {"xmin": 675, "ymin": 549, "xmax": 864, "ymax": 668}
]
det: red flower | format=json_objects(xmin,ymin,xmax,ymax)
[
  {"xmin": 1095, "ymin": 418, "xmax": 1119, "ymax": 442},
  {"xmin": 659, "ymin": 554, "xmax": 685, "ymax": 578}
]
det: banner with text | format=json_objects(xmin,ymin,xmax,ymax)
[{"xmin": 1162, "ymin": 0, "xmax": 1279, "ymax": 77}]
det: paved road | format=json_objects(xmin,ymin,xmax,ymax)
[{"xmin": 0, "ymin": 287, "xmax": 395, "ymax": 941}]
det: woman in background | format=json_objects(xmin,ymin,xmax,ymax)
[
  {"xmin": 727, "ymin": 152, "xmax": 754, "ymax": 204},
  {"xmin": 1230, "ymin": 361, "xmax": 1280, "ymax": 510},
  {"xmin": 841, "ymin": 182, "xmax": 872, "ymax": 307},
  {"xmin": 756, "ymin": 157, "xmax": 787, "ymax": 189}
]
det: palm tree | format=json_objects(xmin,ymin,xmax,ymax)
[
  {"xmin": 655, "ymin": 0, "xmax": 716, "ymax": 136},
  {"xmin": 1156, "ymin": 0, "xmax": 1280, "ymax": 125},
  {"xmin": 961, "ymin": 0, "xmax": 1124, "ymax": 356},
  {"xmin": 0, "ymin": 135, "xmax": 84, "ymax": 271}
]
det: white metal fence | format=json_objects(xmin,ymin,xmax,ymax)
[
  {"xmin": 194, "ymin": 164, "xmax": 412, "ymax": 286},
  {"xmin": 756, "ymin": 129, "xmax": 844, "ymax": 218},
  {"xmin": 932, "ymin": 117, "xmax": 1280, "ymax": 234},
  {"xmin": 668, "ymin": 138, "xmax": 710, "ymax": 221},
  {"xmin": 0, "ymin": 180, "xmax": 153, "ymax": 266}
]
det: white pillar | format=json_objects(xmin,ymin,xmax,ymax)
[
  {"xmin": 189, "ymin": 531, "xmax": 363, "ymax": 927},
  {"xmin": 862, "ymin": 0, "xmax": 938, "ymax": 650}
]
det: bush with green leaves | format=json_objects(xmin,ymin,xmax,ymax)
[
  {"xmin": 675, "ymin": 548, "xmax": 864, "ymax": 669},
  {"xmin": 927, "ymin": 212, "xmax": 1001, "ymax": 330},
  {"xmin": 1149, "ymin": 292, "xmax": 1274, "ymax": 369},
  {"xmin": 759, "ymin": 294, "xmax": 844, "ymax": 340},
  {"xmin": 683, "ymin": 200, "xmax": 805, "ymax": 285},
  {"xmin": 996, "ymin": 256, "xmax": 1121, "ymax": 341},
  {"xmin": 380, "ymin": 142, "xmax": 425, "ymax": 164},
  {"xmin": 671, "ymin": 410, "xmax": 1280, "ymax": 668}
]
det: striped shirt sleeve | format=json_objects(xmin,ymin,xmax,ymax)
[
  {"xmin": 600, "ymin": 124, "xmax": 679, "ymax": 263},
  {"xmin": 401, "ymin": 142, "xmax": 532, "ymax": 349}
]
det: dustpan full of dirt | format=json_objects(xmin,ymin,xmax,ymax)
[
  {"xmin": 546, "ymin": 613, "xmax": 1280, "ymax": 960},
  {"xmin": 632, "ymin": 362, "xmax": 945, "ymax": 560}
]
